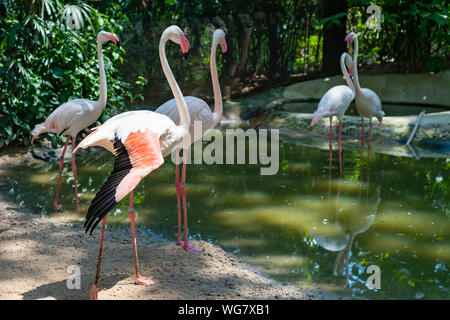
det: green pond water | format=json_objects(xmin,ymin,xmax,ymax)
[{"xmin": 0, "ymin": 126, "xmax": 448, "ymax": 300}]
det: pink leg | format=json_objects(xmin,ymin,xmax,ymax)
[
  {"xmin": 53, "ymin": 137, "xmax": 71, "ymax": 211},
  {"xmin": 90, "ymin": 216, "xmax": 108, "ymax": 300},
  {"xmin": 178, "ymin": 150, "xmax": 201, "ymax": 254},
  {"xmin": 329, "ymin": 117, "xmax": 333, "ymax": 169},
  {"xmin": 71, "ymin": 136, "xmax": 79, "ymax": 211},
  {"xmin": 327, "ymin": 139, "xmax": 332, "ymax": 216},
  {"xmin": 361, "ymin": 117, "xmax": 365, "ymax": 149},
  {"xmin": 368, "ymin": 119, "xmax": 372, "ymax": 162},
  {"xmin": 338, "ymin": 121, "xmax": 343, "ymax": 176},
  {"xmin": 129, "ymin": 192, "xmax": 153, "ymax": 286},
  {"xmin": 175, "ymin": 151, "xmax": 183, "ymax": 244}
]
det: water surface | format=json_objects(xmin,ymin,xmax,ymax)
[{"xmin": 0, "ymin": 126, "xmax": 448, "ymax": 300}]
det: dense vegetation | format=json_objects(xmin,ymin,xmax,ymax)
[{"xmin": 0, "ymin": 0, "xmax": 448, "ymax": 146}]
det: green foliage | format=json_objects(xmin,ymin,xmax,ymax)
[
  {"xmin": 347, "ymin": 0, "xmax": 449, "ymax": 72},
  {"xmin": 0, "ymin": 0, "xmax": 146, "ymax": 147},
  {"xmin": 0, "ymin": 0, "xmax": 448, "ymax": 147}
]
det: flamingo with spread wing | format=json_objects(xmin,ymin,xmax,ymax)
[{"xmin": 74, "ymin": 26, "xmax": 191, "ymax": 300}]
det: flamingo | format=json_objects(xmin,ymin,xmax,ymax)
[
  {"xmin": 345, "ymin": 32, "xmax": 384, "ymax": 151},
  {"xmin": 73, "ymin": 25, "xmax": 191, "ymax": 300},
  {"xmin": 154, "ymin": 29, "xmax": 227, "ymax": 254},
  {"xmin": 311, "ymin": 52, "xmax": 354, "ymax": 173},
  {"xmin": 30, "ymin": 31, "xmax": 120, "ymax": 211}
]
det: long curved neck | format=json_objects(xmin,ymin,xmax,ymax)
[
  {"xmin": 340, "ymin": 53, "xmax": 354, "ymax": 92},
  {"xmin": 351, "ymin": 37, "xmax": 362, "ymax": 92},
  {"xmin": 97, "ymin": 41, "xmax": 107, "ymax": 109},
  {"xmin": 210, "ymin": 38, "xmax": 222, "ymax": 125},
  {"xmin": 159, "ymin": 35, "xmax": 190, "ymax": 130}
]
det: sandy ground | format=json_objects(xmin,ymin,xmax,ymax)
[{"xmin": 0, "ymin": 146, "xmax": 322, "ymax": 300}]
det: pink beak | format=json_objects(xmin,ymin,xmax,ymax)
[
  {"xmin": 311, "ymin": 112, "xmax": 320, "ymax": 126},
  {"xmin": 344, "ymin": 34, "xmax": 353, "ymax": 42},
  {"xmin": 106, "ymin": 33, "xmax": 120, "ymax": 47},
  {"xmin": 221, "ymin": 39, "xmax": 228, "ymax": 53},
  {"xmin": 349, "ymin": 68, "xmax": 354, "ymax": 77},
  {"xmin": 180, "ymin": 34, "xmax": 190, "ymax": 54}
]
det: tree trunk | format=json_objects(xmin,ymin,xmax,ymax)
[{"xmin": 321, "ymin": 0, "xmax": 347, "ymax": 76}]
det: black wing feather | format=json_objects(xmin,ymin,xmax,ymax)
[{"xmin": 84, "ymin": 138, "xmax": 132, "ymax": 234}]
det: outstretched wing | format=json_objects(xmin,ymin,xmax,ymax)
[{"xmin": 84, "ymin": 129, "xmax": 164, "ymax": 234}]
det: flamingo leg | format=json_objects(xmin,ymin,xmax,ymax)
[
  {"xmin": 175, "ymin": 151, "xmax": 183, "ymax": 244},
  {"xmin": 129, "ymin": 191, "xmax": 153, "ymax": 286},
  {"xmin": 53, "ymin": 136, "xmax": 71, "ymax": 211},
  {"xmin": 71, "ymin": 136, "xmax": 79, "ymax": 211},
  {"xmin": 361, "ymin": 117, "xmax": 365, "ymax": 149},
  {"xmin": 179, "ymin": 150, "xmax": 200, "ymax": 254},
  {"xmin": 338, "ymin": 121, "xmax": 343, "ymax": 176},
  {"xmin": 329, "ymin": 117, "xmax": 333, "ymax": 169},
  {"xmin": 90, "ymin": 216, "xmax": 108, "ymax": 300},
  {"xmin": 368, "ymin": 118, "xmax": 372, "ymax": 162},
  {"xmin": 327, "ymin": 139, "xmax": 332, "ymax": 217}
]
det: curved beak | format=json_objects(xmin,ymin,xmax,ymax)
[
  {"xmin": 107, "ymin": 33, "xmax": 120, "ymax": 48},
  {"xmin": 349, "ymin": 68, "xmax": 354, "ymax": 77},
  {"xmin": 310, "ymin": 111, "xmax": 322, "ymax": 126},
  {"xmin": 221, "ymin": 39, "xmax": 228, "ymax": 53},
  {"xmin": 180, "ymin": 34, "xmax": 190, "ymax": 54},
  {"xmin": 180, "ymin": 34, "xmax": 190, "ymax": 61}
]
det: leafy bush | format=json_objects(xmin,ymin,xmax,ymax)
[
  {"xmin": 0, "ymin": 0, "xmax": 146, "ymax": 147},
  {"xmin": 347, "ymin": 0, "xmax": 449, "ymax": 73}
]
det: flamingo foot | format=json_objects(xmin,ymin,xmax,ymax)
[
  {"xmin": 53, "ymin": 202, "xmax": 63, "ymax": 211},
  {"xmin": 90, "ymin": 284, "xmax": 99, "ymax": 300},
  {"xmin": 135, "ymin": 276, "xmax": 154, "ymax": 286},
  {"xmin": 177, "ymin": 240, "xmax": 201, "ymax": 254}
]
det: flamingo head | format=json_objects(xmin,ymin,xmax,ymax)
[
  {"xmin": 213, "ymin": 29, "xmax": 227, "ymax": 53},
  {"xmin": 311, "ymin": 110, "xmax": 325, "ymax": 126},
  {"xmin": 342, "ymin": 53, "xmax": 353, "ymax": 77},
  {"xmin": 376, "ymin": 110, "xmax": 385, "ymax": 126},
  {"xmin": 164, "ymin": 25, "xmax": 191, "ymax": 60},
  {"xmin": 98, "ymin": 31, "xmax": 120, "ymax": 47},
  {"xmin": 344, "ymin": 32, "xmax": 357, "ymax": 43},
  {"xmin": 349, "ymin": 68, "xmax": 354, "ymax": 77}
]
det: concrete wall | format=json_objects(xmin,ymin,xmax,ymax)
[{"xmin": 283, "ymin": 70, "xmax": 450, "ymax": 107}]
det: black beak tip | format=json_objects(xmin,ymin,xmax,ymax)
[
  {"xmin": 116, "ymin": 41, "xmax": 120, "ymax": 48},
  {"xmin": 183, "ymin": 51, "xmax": 189, "ymax": 61}
]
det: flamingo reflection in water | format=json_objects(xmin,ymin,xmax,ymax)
[{"xmin": 309, "ymin": 145, "xmax": 381, "ymax": 287}]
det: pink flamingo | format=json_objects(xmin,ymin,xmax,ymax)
[
  {"xmin": 74, "ymin": 25, "xmax": 191, "ymax": 300},
  {"xmin": 311, "ymin": 52, "xmax": 354, "ymax": 173},
  {"xmin": 345, "ymin": 32, "xmax": 384, "ymax": 151},
  {"xmin": 154, "ymin": 29, "xmax": 227, "ymax": 254},
  {"xmin": 30, "ymin": 31, "xmax": 120, "ymax": 211}
]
